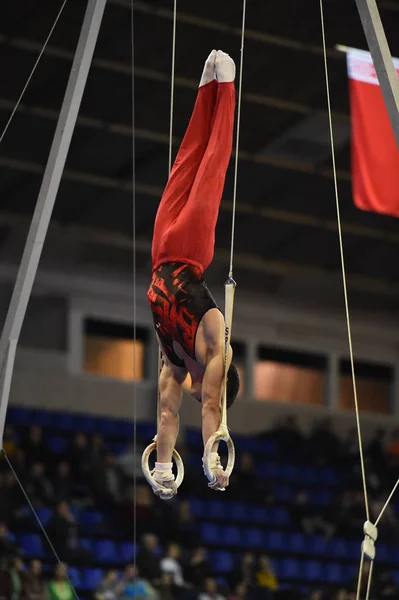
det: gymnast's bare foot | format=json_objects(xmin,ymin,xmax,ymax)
[
  {"xmin": 199, "ymin": 49, "xmax": 217, "ymax": 87},
  {"xmin": 215, "ymin": 50, "xmax": 236, "ymax": 83}
]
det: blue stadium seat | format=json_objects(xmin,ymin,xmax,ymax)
[
  {"xmin": 212, "ymin": 551, "xmax": 233, "ymax": 573},
  {"xmin": 242, "ymin": 527, "xmax": 263, "ymax": 548},
  {"xmin": 108, "ymin": 441, "xmax": 126, "ymax": 455},
  {"xmin": 230, "ymin": 502, "xmax": 247, "ymax": 522},
  {"xmin": 80, "ymin": 509, "xmax": 103, "ymax": 531},
  {"xmin": 254, "ymin": 438, "xmax": 278, "ymax": 455},
  {"xmin": 286, "ymin": 533, "xmax": 306, "ymax": 554},
  {"xmin": 221, "ymin": 526, "xmax": 241, "ymax": 546},
  {"xmin": 328, "ymin": 538, "xmax": 348, "ymax": 558},
  {"xmin": 93, "ymin": 417, "xmax": 118, "ymax": 436},
  {"xmin": 185, "ymin": 428, "xmax": 203, "ymax": 446},
  {"xmin": 7, "ymin": 406, "xmax": 31, "ymax": 426},
  {"xmin": 80, "ymin": 539, "xmax": 93, "ymax": 552},
  {"xmin": 311, "ymin": 490, "xmax": 331, "ymax": 506},
  {"xmin": 188, "ymin": 498, "xmax": 204, "ymax": 518},
  {"xmin": 325, "ymin": 563, "xmax": 345, "ymax": 584},
  {"xmin": 280, "ymin": 464, "xmax": 298, "ymax": 482},
  {"xmin": 31, "ymin": 410, "xmax": 52, "ymax": 427},
  {"xmin": 251, "ymin": 506, "xmax": 268, "ymax": 524},
  {"xmin": 273, "ymin": 485, "xmax": 293, "ymax": 502},
  {"xmin": 116, "ymin": 420, "xmax": 134, "ymax": 437},
  {"xmin": 68, "ymin": 567, "xmax": 82, "ymax": 587},
  {"xmin": 94, "ymin": 540, "xmax": 117, "ymax": 562},
  {"xmin": 71, "ymin": 414, "xmax": 94, "ymax": 432},
  {"xmin": 301, "ymin": 467, "xmax": 317, "ymax": 485},
  {"xmin": 269, "ymin": 507, "xmax": 289, "ymax": 526},
  {"xmin": 52, "ymin": 412, "xmax": 73, "ymax": 430},
  {"xmin": 35, "ymin": 507, "xmax": 52, "ymax": 527},
  {"xmin": 208, "ymin": 500, "xmax": 226, "ymax": 520},
  {"xmin": 136, "ymin": 422, "xmax": 156, "ymax": 440},
  {"xmin": 308, "ymin": 536, "xmax": 328, "ymax": 557},
  {"xmin": 20, "ymin": 534, "xmax": 43, "ymax": 557},
  {"xmin": 257, "ymin": 462, "xmax": 278, "ymax": 478},
  {"xmin": 119, "ymin": 542, "xmax": 134, "ymax": 562},
  {"xmin": 82, "ymin": 568, "xmax": 103, "ymax": 590},
  {"xmin": 46, "ymin": 436, "xmax": 68, "ymax": 454},
  {"xmin": 282, "ymin": 558, "xmax": 300, "ymax": 580},
  {"xmin": 263, "ymin": 531, "xmax": 284, "ymax": 551},
  {"xmin": 303, "ymin": 561, "xmax": 323, "ymax": 582},
  {"xmin": 346, "ymin": 540, "xmax": 361, "ymax": 559},
  {"xmin": 201, "ymin": 523, "xmax": 220, "ymax": 545}
]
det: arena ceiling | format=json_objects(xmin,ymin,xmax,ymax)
[{"xmin": 1, "ymin": 0, "xmax": 399, "ymax": 317}]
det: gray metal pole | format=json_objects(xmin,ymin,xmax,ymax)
[
  {"xmin": 0, "ymin": 0, "xmax": 108, "ymax": 447},
  {"xmin": 354, "ymin": 0, "xmax": 399, "ymax": 146}
]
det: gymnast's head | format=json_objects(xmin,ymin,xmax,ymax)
[{"xmin": 191, "ymin": 362, "xmax": 240, "ymax": 409}]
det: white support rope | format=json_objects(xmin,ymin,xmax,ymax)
[
  {"xmin": 141, "ymin": 0, "xmax": 184, "ymax": 498},
  {"xmin": 202, "ymin": 0, "xmax": 247, "ymax": 490},
  {"xmin": 229, "ymin": 0, "xmax": 247, "ymax": 280},
  {"xmin": 0, "ymin": 0, "xmax": 68, "ymax": 145},
  {"xmin": 318, "ymin": 2, "xmax": 390, "ymax": 598}
]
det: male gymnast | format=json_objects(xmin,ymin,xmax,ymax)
[{"xmin": 147, "ymin": 50, "xmax": 240, "ymax": 495}]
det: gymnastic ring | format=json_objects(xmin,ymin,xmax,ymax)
[
  {"xmin": 141, "ymin": 438, "xmax": 184, "ymax": 500},
  {"xmin": 202, "ymin": 424, "xmax": 235, "ymax": 490}
]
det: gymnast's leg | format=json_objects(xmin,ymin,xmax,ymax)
[{"xmin": 151, "ymin": 51, "xmax": 218, "ymax": 269}]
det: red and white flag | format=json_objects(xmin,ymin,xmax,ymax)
[{"xmin": 347, "ymin": 48, "xmax": 399, "ymax": 217}]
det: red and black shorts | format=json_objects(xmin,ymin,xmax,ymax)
[{"xmin": 147, "ymin": 262, "xmax": 219, "ymax": 368}]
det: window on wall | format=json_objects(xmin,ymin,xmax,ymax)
[
  {"xmin": 339, "ymin": 359, "xmax": 393, "ymax": 414},
  {"xmin": 84, "ymin": 319, "xmax": 149, "ymax": 382},
  {"xmin": 254, "ymin": 346, "xmax": 327, "ymax": 405},
  {"xmin": 182, "ymin": 339, "xmax": 245, "ymax": 397}
]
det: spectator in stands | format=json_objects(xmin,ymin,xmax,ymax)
[
  {"xmin": 9, "ymin": 556, "xmax": 24, "ymax": 600},
  {"xmin": 117, "ymin": 441, "xmax": 145, "ymax": 483},
  {"xmin": 90, "ymin": 454, "xmax": 124, "ymax": 508},
  {"xmin": 118, "ymin": 564, "xmax": 157, "ymax": 599},
  {"xmin": 22, "ymin": 426, "xmax": 47, "ymax": 467},
  {"xmin": 255, "ymin": 555, "xmax": 278, "ymax": 597},
  {"xmin": 132, "ymin": 486, "xmax": 154, "ymax": 536},
  {"xmin": 47, "ymin": 563, "xmax": 74, "ymax": 600},
  {"xmin": 46, "ymin": 502, "xmax": 91, "ymax": 566},
  {"xmin": 27, "ymin": 462, "xmax": 54, "ymax": 506},
  {"xmin": 13, "ymin": 449, "xmax": 28, "ymax": 483},
  {"xmin": 0, "ymin": 523, "xmax": 20, "ymax": 560},
  {"xmin": 271, "ymin": 416, "xmax": 304, "ymax": 459},
  {"xmin": 291, "ymin": 491, "xmax": 335, "ymax": 539},
  {"xmin": 0, "ymin": 556, "xmax": 12, "ymax": 600},
  {"xmin": 367, "ymin": 428, "xmax": 386, "ymax": 469},
  {"xmin": 199, "ymin": 578, "xmax": 226, "ymax": 600},
  {"xmin": 95, "ymin": 569, "xmax": 120, "ymax": 600},
  {"xmin": 343, "ymin": 427, "xmax": 359, "ymax": 466},
  {"xmin": 160, "ymin": 543, "xmax": 184, "ymax": 587},
  {"xmin": 137, "ymin": 534, "xmax": 161, "ymax": 584},
  {"xmin": 228, "ymin": 583, "xmax": 248, "ymax": 600},
  {"xmin": 238, "ymin": 552, "xmax": 256, "ymax": 587},
  {"xmin": 2, "ymin": 425, "xmax": 17, "ymax": 457},
  {"xmin": 334, "ymin": 490, "xmax": 364, "ymax": 536},
  {"xmin": 53, "ymin": 461, "xmax": 72, "ymax": 502},
  {"xmin": 158, "ymin": 572, "xmax": 178, "ymax": 600},
  {"xmin": 309, "ymin": 591, "xmax": 323, "ymax": 600},
  {"xmin": 21, "ymin": 559, "xmax": 48, "ymax": 600},
  {"xmin": 0, "ymin": 473, "xmax": 25, "ymax": 528},
  {"xmin": 185, "ymin": 547, "xmax": 210, "ymax": 588},
  {"xmin": 90, "ymin": 433, "xmax": 106, "ymax": 465},
  {"xmin": 371, "ymin": 497, "xmax": 399, "ymax": 541},
  {"xmin": 174, "ymin": 500, "xmax": 199, "ymax": 547},
  {"xmin": 69, "ymin": 433, "xmax": 91, "ymax": 482},
  {"xmin": 308, "ymin": 418, "xmax": 341, "ymax": 465}
]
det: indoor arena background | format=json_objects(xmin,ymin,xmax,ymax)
[{"xmin": 1, "ymin": 1, "xmax": 399, "ymax": 600}]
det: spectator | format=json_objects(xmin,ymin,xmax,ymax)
[
  {"xmin": 21, "ymin": 559, "xmax": 48, "ymax": 600},
  {"xmin": 238, "ymin": 552, "xmax": 256, "ymax": 587},
  {"xmin": 3, "ymin": 425, "xmax": 17, "ymax": 457},
  {"xmin": 255, "ymin": 555, "xmax": 278, "ymax": 594},
  {"xmin": 118, "ymin": 564, "xmax": 157, "ymax": 599},
  {"xmin": 46, "ymin": 502, "xmax": 91, "ymax": 566},
  {"xmin": 367, "ymin": 428, "xmax": 386, "ymax": 469},
  {"xmin": 117, "ymin": 441, "xmax": 145, "ymax": 482},
  {"xmin": 47, "ymin": 563, "xmax": 74, "ymax": 600},
  {"xmin": 0, "ymin": 473, "xmax": 25, "ymax": 528},
  {"xmin": 90, "ymin": 454, "xmax": 124, "ymax": 508},
  {"xmin": 185, "ymin": 547, "xmax": 210, "ymax": 588},
  {"xmin": 137, "ymin": 534, "xmax": 161, "ymax": 584},
  {"xmin": 199, "ymin": 578, "xmax": 225, "ymax": 600},
  {"xmin": 95, "ymin": 569, "xmax": 120, "ymax": 600},
  {"xmin": 343, "ymin": 428, "xmax": 359, "ymax": 465},
  {"xmin": 9, "ymin": 556, "xmax": 24, "ymax": 600},
  {"xmin": 133, "ymin": 486, "xmax": 154, "ymax": 535},
  {"xmin": 158, "ymin": 572, "xmax": 176, "ymax": 600},
  {"xmin": 309, "ymin": 592, "xmax": 324, "ymax": 600},
  {"xmin": 0, "ymin": 556, "xmax": 12, "ymax": 600},
  {"xmin": 308, "ymin": 418, "xmax": 341, "ymax": 465},
  {"xmin": 272, "ymin": 416, "xmax": 304, "ymax": 458},
  {"xmin": 0, "ymin": 523, "xmax": 20, "ymax": 560},
  {"xmin": 174, "ymin": 500, "xmax": 199, "ymax": 546},
  {"xmin": 13, "ymin": 449, "xmax": 28, "ymax": 483},
  {"xmin": 27, "ymin": 463, "xmax": 54, "ymax": 506},
  {"xmin": 21, "ymin": 426, "xmax": 47, "ymax": 467},
  {"xmin": 160, "ymin": 543, "xmax": 184, "ymax": 586},
  {"xmin": 53, "ymin": 462, "xmax": 72, "ymax": 502},
  {"xmin": 387, "ymin": 429, "xmax": 399, "ymax": 460},
  {"xmin": 228, "ymin": 583, "xmax": 248, "ymax": 600},
  {"xmin": 69, "ymin": 433, "xmax": 91, "ymax": 482},
  {"xmin": 291, "ymin": 491, "xmax": 335, "ymax": 538}
]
